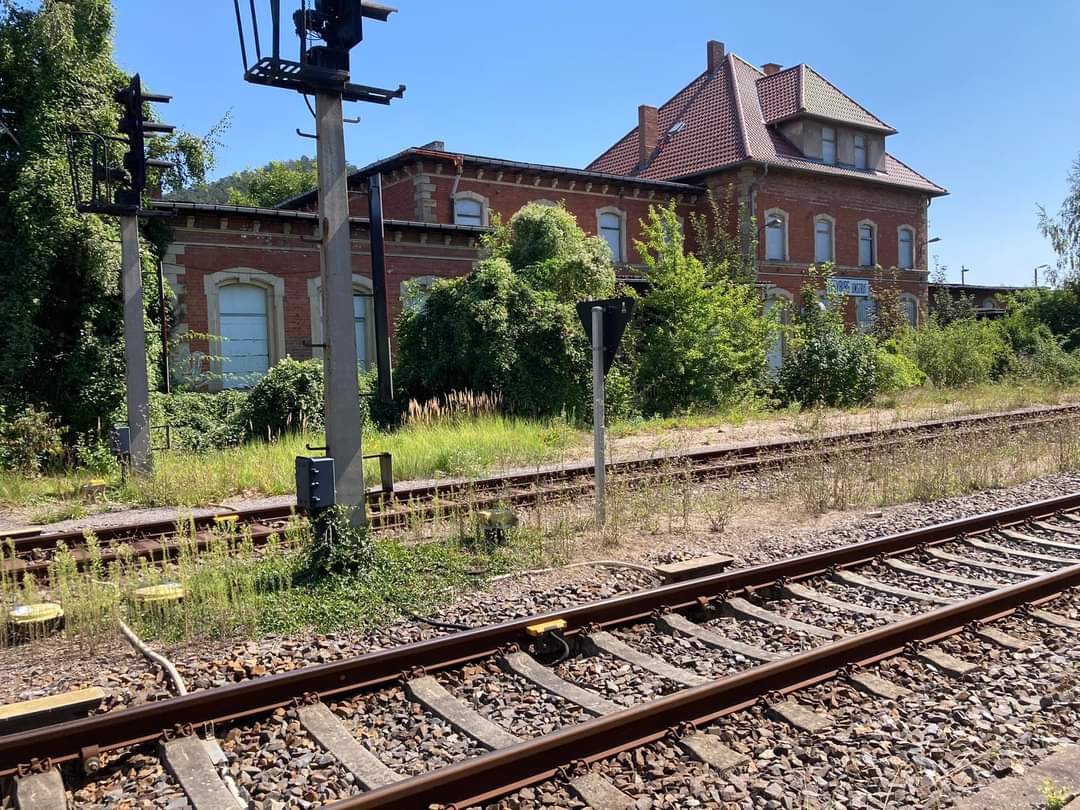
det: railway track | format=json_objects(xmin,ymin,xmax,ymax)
[
  {"xmin": 3, "ymin": 492, "xmax": 1080, "ymax": 809},
  {"xmin": 3, "ymin": 402, "xmax": 1080, "ymax": 583}
]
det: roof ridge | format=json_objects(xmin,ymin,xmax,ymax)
[
  {"xmin": 798, "ymin": 64, "xmax": 806, "ymax": 113},
  {"xmin": 730, "ymin": 52, "xmax": 764, "ymax": 76},
  {"xmin": 754, "ymin": 62, "xmax": 801, "ymax": 83},
  {"xmin": 585, "ymin": 69, "xmax": 710, "ymax": 175},
  {"xmin": 803, "ymin": 64, "xmax": 893, "ymax": 131},
  {"xmin": 726, "ymin": 53, "xmax": 751, "ymax": 161}
]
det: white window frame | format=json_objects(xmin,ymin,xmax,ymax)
[
  {"xmin": 596, "ymin": 205, "xmax": 627, "ymax": 262},
  {"xmin": 813, "ymin": 214, "xmax": 835, "ymax": 264},
  {"xmin": 453, "ymin": 190, "xmax": 489, "ymax": 226},
  {"xmin": 899, "ymin": 292, "xmax": 920, "ymax": 327},
  {"xmin": 897, "ymin": 225, "xmax": 916, "ymax": 270},
  {"xmin": 203, "ymin": 268, "xmax": 285, "ymax": 391},
  {"xmin": 307, "ymin": 274, "xmax": 376, "ymax": 368},
  {"xmin": 857, "ymin": 219, "xmax": 877, "ymax": 268},
  {"xmin": 854, "ymin": 134, "xmax": 867, "ymax": 170},
  {"xmin": 764, "ymin": 207, "xmax": 789, "ymax": 262},
  {"xmin": 822, "ymin": 126, "xmax": 837, "ymax": 165}
]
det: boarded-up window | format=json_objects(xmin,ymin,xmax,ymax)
[{"xmin": 219, "ymin": 284, "xmax": 269, "ymax": 388}]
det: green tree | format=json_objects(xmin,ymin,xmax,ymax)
[
  {"xmin": 690, "ymin": 185, "xmax": 757, "ymax": 283},
  {"xmin": 631, "ymin": 203, "xmax": 774, "ymax": 415},
  {"xmin": 0, "ymin": 0, "xmax": 216, "ymax": 433},
  {"xmin": 1039, "ymin": 152, "xmax": 1080, "ymax": 285},
  {"xmin": 226, "ymin": 158, "xmax": 319, "ymax": 208}
]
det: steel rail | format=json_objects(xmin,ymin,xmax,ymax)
[
  {"xmin": 7, "ymin": 402, "xmax": 1080, "ymax": 557},
  {"xmin": 1, "ymin": 490, "xmax": 1077, "ymax": 775},
  {"xmin": 328, "ymin": 559, "xmax": 1080, "ymax": 810}
]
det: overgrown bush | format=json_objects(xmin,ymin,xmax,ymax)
[
  {"xmin": 0, "ymin": 405, "xmax": 64, "ymax": 474},
  {"xmin": 779, "ymin": 287, "xmax": 880, "ymax": 407},
  {"xmin": 874, "ymin": 343, "xmax": 927, "ymax": 394},
  {"xmin": 396, "ymin": 203, "xmax": 616, "ymax": 418},
  {"xmin": 239, "ymin": 357, "xmax": 325, "ymax": 440},
  {"xmin": 149, "ymin": 390, "xmax": 248, "ymax": 451},
  {"xmin": 630, "ymin": 204, "xmax": 774, "ymax": 415},
  {"xmin": 898, "ymin": 319, "xmax": 1011, "ymax": 387}
]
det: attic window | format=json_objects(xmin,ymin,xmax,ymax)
[
  {"xmin": 854, "ymin": 134, "xmax": 867, "ymax": 170},
  {"xmin": 667, "ymin": 121, "xmax": 685, "ymax": 135},
  {"xmin": 822, "ymin": 127, "xmax": 836, "ymax": 165}
]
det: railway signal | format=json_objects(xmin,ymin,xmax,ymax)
[
  {"xmin": 234, "ymin": 0, "xmax": 405, "ymax": 526},
  {"xmin": 66, "ymin": 72, "xmax": 178, "ymax": 476},
  {"xmin": 576, "ymin": 297, "xmax": 635, "ymax": 526}
]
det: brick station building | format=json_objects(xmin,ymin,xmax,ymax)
[{"xmin": 155, "ymin": 41, "xmax": 945, "ymax": 387}]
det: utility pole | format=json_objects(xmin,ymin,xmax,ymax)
[
  {"xmin": 961, "ymin": 265, "xmax": 969, "ymax": 286},
  {"xmin": 120, "ymin": 215, "xmax": 152, "ymax": 473},
  {"xmin": 233, "ymin": 1, "xmax": 405, "ymax": 525},
  {"xmin": 315, "ymin": 91, "xmax": 366, "ymax": 521}
]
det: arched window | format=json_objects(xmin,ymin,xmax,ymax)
[
  {"xmin": 307, "ymin": 275, "xmax": 375, "ymax": 369},
  {"xmin": 899, "ymin": 293, "xmax": 920, "ymax": 327},
  {"xmin": 898, "ymin": 226, "xmax": 915, "ymax": 269},
  {"xmin": 219, "ymin": 284, "xmax": 270, "ymax": 388},
  {"xmin": 856, "ymin": 297, "xmax": 877, "ymax": 332},
  {"xmin": 814, "ymin": 215, "xmax": 834, "ymax": 264},
  {"xmin": 597, "ymin": 207, "xmax": 626, "ymax": 262},
  {"xmin": 765, "ymin": 209, "xmax": 787, "ymax": 261},
  {"xmin": 454, "ymin": 197, "xmax": 484, "ymax": 226},
  {"xmin": 764, "ymin": 289, "xmax": 793, "ymax": 375},
  {"xmin": 858, "ymin": 221, "xmax": 877, "ymax": 267},
  {"xmin": 203, "ymin": 268, "xmax": 285, "ymax": 391}
]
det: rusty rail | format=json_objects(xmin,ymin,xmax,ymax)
[{"xmin": 1, "ymin": 489, "xmax": 1077, "ymax": 776}]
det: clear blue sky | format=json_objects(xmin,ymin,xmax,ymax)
[{"xmin": 110, "ymin": 0, "xmax": 1080, "ymax": 287}]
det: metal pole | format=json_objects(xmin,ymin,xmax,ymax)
[
  {"xmin": 367, "ymin": 173, "xmax": 393, "ymax": 403},
  {"xmin": 157, "ymin": 260, "xmax": 171, "ymax": 395},
  {"xmin": 315, "ymin": 91, "xmax": 366, "ymax": 526},
  {"xmin": 120, "ymin": 215, "xmax": 152, "ymax": 475},
  {"xmin": 592, "ymin": 305, "xmax": 605, "ymax": 527}
]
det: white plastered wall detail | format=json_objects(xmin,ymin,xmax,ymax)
[
  {"xmin": 161, "ymin": 244, "xmax": 188, "ymax": 380},
  {"xmin": 453, "ymin": 190, "xmax": 490, "ymax": 226},
  {"xmin": 595, "ymin": 205, "xmax": 628, "ymax": 263},
  {"xmin": 308, "ymin": 274, "xmax": 375, "ymax": 366},
  {"xmin": 764, "ymin": 207, "xmax": 790, "ymax": 261},
  {"xmin": 813, "ymin": 213, "xmax": 836, "ymax": 264},
  {"xmin": 203, "ymin": 268, "xmax": 285, "ymax": 391},
  {"xmin": 857, "ymin": 218, "xmax": 878, "ymax": 267}
]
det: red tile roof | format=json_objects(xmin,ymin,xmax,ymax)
[{"xmin": 587, "ymin": 53, "xmax": 944, "ymax": 196}]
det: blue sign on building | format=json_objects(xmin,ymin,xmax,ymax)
[{"xmin": 828, "ymin": 277, "xmax": 871, "ymax": 297}]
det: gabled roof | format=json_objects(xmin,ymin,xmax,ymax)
[{"xmin": 587, "ymin": 53, "xmax": 945, "ymax": 196}]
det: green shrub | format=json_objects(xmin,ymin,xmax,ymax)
[
  {"xmin": 630, "ymin": 204, "xmax": 774, "ymax": 415},
  {"xmin": 150, "ymin": 390, "xmax": 248, "ymax": 451},
  {"xmin": 239, "ymin": 357, "xmax": 325, "ymax": 440},
  {"xmin": 899, "ymin": 319, "xmax": 1012, "ymax": 387},
  {"xmin": 0, "ymin": 405, "xmax": 64, "ymax": 474},
  {"xmin": 779, "ymin": 288, "xmax": 880, "ymax": 407},
  {"xmin": 875, "ymin": 344, "xmax": 927, "ymax": 393}
]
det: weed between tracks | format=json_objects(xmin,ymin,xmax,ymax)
[{"xmin": 3, "ymin": 414, "xmax": 1080, "ymax": 649}]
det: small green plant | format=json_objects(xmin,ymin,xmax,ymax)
[
  {"xmin": 302, "ymin": 506, "xmax": 378, "ymax": 579},
  {"xmin": 1040, "ymin": 778, "xmax": 1070, "ymax": 810},
  {"xmin": 0, "ymin": 406, "xmax": 64, "ymax": 474}
]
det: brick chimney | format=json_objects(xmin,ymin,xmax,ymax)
[
  {"xmin": 638, "ymin": 104, "xmax": 658, "ymax": 167},
  {"xmin": 762, "ymin": 63, "xmax": 781, "ymax": 76},
  {"xmin": 707, "ymin": 41, "xmax": 726, "ymax": 74}
]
